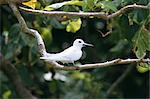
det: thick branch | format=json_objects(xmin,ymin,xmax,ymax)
[
  {"xmin": 6, "ymin": 0, "xmax": 60, "ymax": 69},
  {"xmin": 46, "ymin": 58, "xmax": 150, "ymax": 71},
  {"xmin": 0, "ymin": 53, "xmax": 36, "ymax": 99},
  {"xmin": 19, "ymin": 4, "xmax": 150, "ymax": 20},
  {"xmin": 7, "ymin": 0, "xmax": 47, "ymax": 56}
]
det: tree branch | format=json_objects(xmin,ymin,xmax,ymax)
[
  {"xmin": 107, "ymin": 4, "xmax": 150, "ymax": 19},
  {"xmin": 6, "ymin": 0, "xmax": 60, "ymax": 69},
  {"xmin": 0, "ymin": 53, "xmax": 37, "ymax": 99},
  {"xmin": 45, "ymin": 58, "xmax": 150, "ymax": 71},
  {"xmin": 5, "ymin": 0, "xmax": 150, "ymax": 72},
  {"xmin": 19, "ymin": 4, "xmax": 150, "ymax": 20},
  {"xmin": 7, "ymin": 0, "xmax": 47, "ymax": 56}
]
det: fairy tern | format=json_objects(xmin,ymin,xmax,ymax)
[{"xmin": 40, "ymin": 39, "xmax": 93, "ymax": 64}]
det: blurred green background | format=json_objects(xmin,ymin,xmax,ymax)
[{"xmin": 0, "ymin": 0, "xmax": 149, "ymax": 98}]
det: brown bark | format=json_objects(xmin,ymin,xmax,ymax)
[{"xmin": 0, "ymin": 0, "xmax": 29, "ymax": 5}]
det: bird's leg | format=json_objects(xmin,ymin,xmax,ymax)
[
  {"xmin": 72, "ymin": 62, "xmax": 81, "ymax": 70},
  {"xmin": 72, "ymin": 62, "xmax": 75, "ymax": 66}
]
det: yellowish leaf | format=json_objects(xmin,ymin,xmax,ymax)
[
  {"xmin": 22, "ymin": 0, "xmax": 37, "ymax": 9},
  {"xmin": 2, "ymin": 90, "xmax": 11, "ymax": 99},
  {"xmin": 61, "ymin": 20, "xmax": 69, "ymax": 25},
  {"xmin": 66, "ymin": 18, "xmax": 82, "ymax": 33},
  {"xmin": 44, "ymin": 1, "xmax": 83, "ymax": 11},
  {"xmin": 66, "ymin": 1, "xmax": 83, "ymax": 6},
  {"xmin": 136, "ymin": 63, "xmax": 149, "ymax": 73}
]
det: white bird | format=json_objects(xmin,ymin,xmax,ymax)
[{"xmin": 40, "ymin": 39, "xmax": 93, "ymax": 64}]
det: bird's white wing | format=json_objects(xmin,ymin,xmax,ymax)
[
  {"xmin": 58, "ymin": 46, "xmax": 82, "ymax": 62},
  {"xmin": 52, "ymin": 46, "xmax": 76, "ymax": 62},
  {"xmin": 40, "ymin": 47, "xmax": 73, "ymax": 62},
  {"xmin": 40, "ymin": 46, "xmax": 82, "ymax": 63}
]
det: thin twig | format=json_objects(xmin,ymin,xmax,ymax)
[
  {"xmin": 19, "ymin": 4, "xmax": 150, "ymax": 20},
  {"xmin": 106, "ymin": 66, "xmax": 133, "ymax": 97},
  {"xmin": 97, "ymin": 29, "xmax": 112, "ymax": 37},
  {"xmin": 108, "ymin": 4, "xmax": 150, "ymax": 19}
]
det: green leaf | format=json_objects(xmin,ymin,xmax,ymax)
[
  {"xmin": 18, "ymin": 65, "xmax": 34, "ymax": 86},
  {"xmin": 128, "ymin": 10, "xmax": 150, "ymax": 24},
  {"xmin": 66, "ymin": 1, "xmax": 83, "ymax": 6},
  {"xmin": 44, "ymin": 1, "xmax": 83, "ymax": 11},
  {"xmin": 50, "ymin": 18, "xmax": 65, "ymax": 29},
  {"xmin": 41, "ymin": 27, "xmax": 52, "ymax": 47},
  {"xmin": 66, "ymin": 18, "xmax": 82, "ymax": 33},
  {"xmin": 71, "ymin": 72, "xmax": 86, "ymax": 80},
  {"xmin": 82, "ymin": 0, "xmax": 95, "ymax": 11},
  {"xmin": 135, "ymin": 47, "xmax": 146, "ymax": 59},
  {"xmin": 21, "ymin": 32, "xmax": 36, "ymax": 47},
  {"xmin": 2, "ymin": 90, "xmax": 11, "ymax": 99},
  {"xmin": 49, "ymin": 81, "xmax": 57, "ymax": 93},
  {"xmin": 9, "ymin": 24, "xmax": 20, "ymax": 35},
  {"xmin": 0, "ymin": 71, "xmax": 8, "ymax": 82},
  {"xmin": 132, "ymin": 27, "xmax": 150, "ymax": 59},
  {"xmin": 98, "ymin": 1, "xmax": 117, "ymax": 12},
  {"xmin": 136, "ymin": 63, "xmax": 150, "ymax": 73},
  {"xmin": 71, "ymin": 71, "xmax": 90, "ymax": 80}
]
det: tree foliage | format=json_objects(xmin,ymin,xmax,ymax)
[{"xmin": 1, "ymin": 0, "xmax": 150, "ymax": 98}]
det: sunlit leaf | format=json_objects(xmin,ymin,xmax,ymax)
[
  {"xmin": 61, "ymin": 20, "xmax": 69, "ymax": 25},
  {"xmin": 66, "ymin": 1, "xmax": 83, "ymax": 6},
  {"xmin": 44, "ymin": 1, "xmax": 83, "ymax": 11},
  {"xmin": 35, "ymin": 1, "xmax": 41, "ymax": 9},
  {"xmin": 66, "ymin": 18, "xmax": 82, "ymax": 33},
  {"xmin": 71, "ymin": 72, "xmax": 86, "ymax": 80},
  {"xmin": 41, "ymin": 27, "xmax": 52, "ymax": 47},
  {"xmin": 132, "ymin": 27, "xmax": 150, "ymax": 59},
  {"xmin": 2, "ymin": 90, "xmax": 11, "ymax": 99},
  {"xmin": 22, "ymin": 0, "xmax": 37, "ymax": 9},
  {"xmin": 136, "ymin": 63, "xmax": 150, "ymax": 73}
]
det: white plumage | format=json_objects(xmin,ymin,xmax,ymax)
[{"xmin": 40, "ymin": 39, "xmax": 93, "ymax": 63}]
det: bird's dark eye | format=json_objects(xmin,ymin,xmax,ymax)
[{"xmin": 78, "ymin": 41, "xmax": 82, "ymax": 43}]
